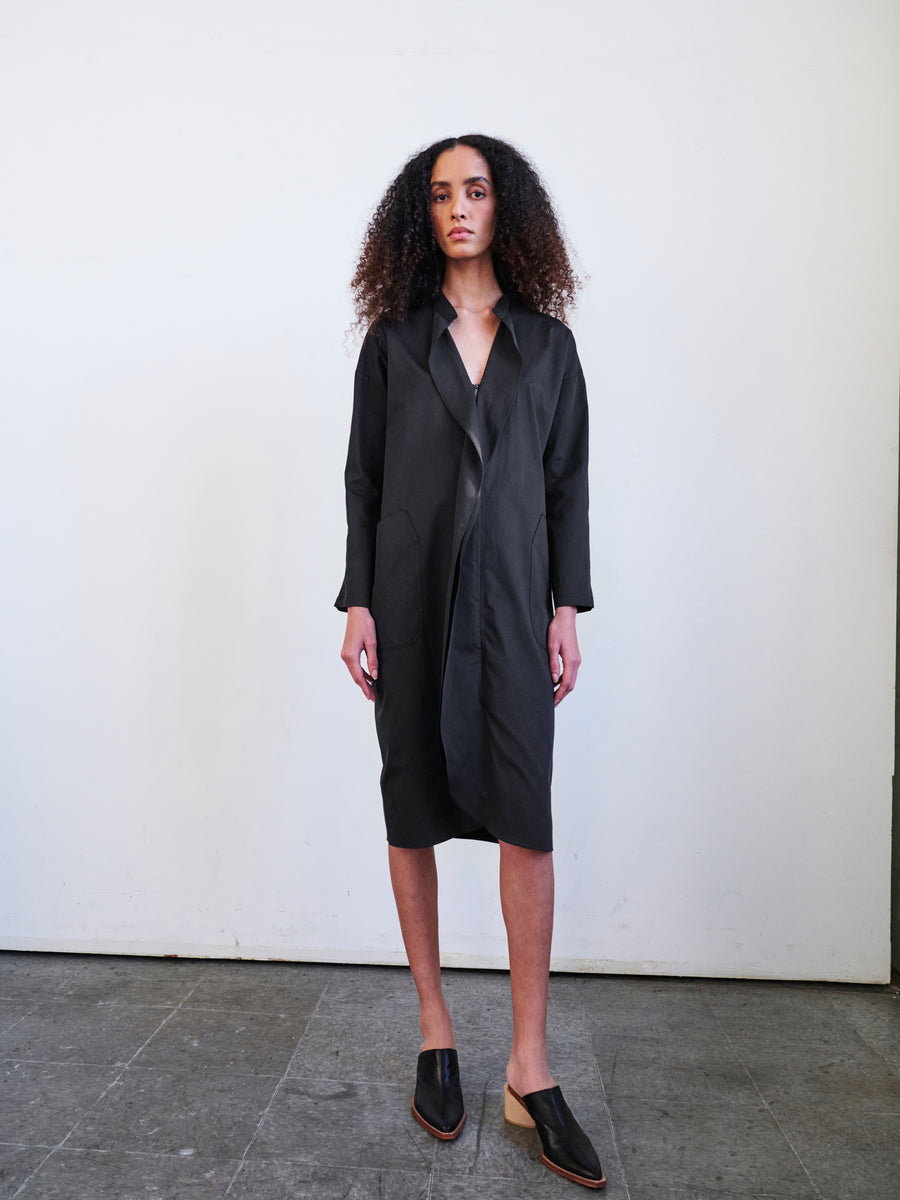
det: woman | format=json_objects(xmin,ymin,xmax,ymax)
[{"xmin": 337, "ymin": 134, "xmax": 604, "ymax": 1189}]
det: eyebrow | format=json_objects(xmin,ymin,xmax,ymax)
[{"xmin": 430, "ymin": 176, "xmax": 491, "ymax": 188}]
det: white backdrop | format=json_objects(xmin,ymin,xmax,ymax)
[{"xmin": 1, "ymin": 1, "xmax": 898, "ymax": 982}]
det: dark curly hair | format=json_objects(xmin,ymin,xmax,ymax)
[{"xmin": 351, "ymin": 134, "xmax": 580, "ymax": 330}]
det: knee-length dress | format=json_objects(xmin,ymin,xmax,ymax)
[{"xmin": 336, "ymin": 292, "xmax": 592, "ymax": 851}]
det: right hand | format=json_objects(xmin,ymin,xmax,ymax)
[{"xmin": 341, "ymin": 606, "xmax": 379, "ymax": 701}]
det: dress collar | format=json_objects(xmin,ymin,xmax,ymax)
[
  {"xmin": 432, "ymin": 290, "xmax": 457, "ymax": 326},
  {"xmin": 431, "ymin": 291, "xmax": 516, "ymax": 348}
]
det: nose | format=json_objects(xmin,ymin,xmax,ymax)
[{"xmin": 450, "ymin": 191, "xmax": 466, "ymax": 220}]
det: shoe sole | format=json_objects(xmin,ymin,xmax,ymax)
[
  {"xmin": 411, "ymin": 1100, "xmax": 466, "ymax": 1140},
  {"xmin": 541, "ymin": 1152, "xmax": 607, "ymax": 1189}
]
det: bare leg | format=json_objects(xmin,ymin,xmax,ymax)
[
  {"xmin": 388, "ymin": 845, "xmax": 456, "ymax": 1050},
  {"xmin": 499, "ymin": 840, "xmax": 556, "ymax": 1096}
]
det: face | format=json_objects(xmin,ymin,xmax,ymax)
[{"xmin": 430, "ymin": 144, "xmax": 497, "ymax": 261}]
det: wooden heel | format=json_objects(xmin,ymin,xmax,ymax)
[{"xmin": 504, "ymin": 1083, "xmax": 537, "ymax": 1128}]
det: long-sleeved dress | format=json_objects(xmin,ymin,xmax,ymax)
[{"xmin": 336, "ymin": 291, "xmax": 592, "ymax": 851}]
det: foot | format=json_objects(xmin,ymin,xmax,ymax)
[
  {"xmin": 505, "ymin": 1082, "xmax": 605, "ymax": 1189},
  {"xmin": 412, "ymin": 1048, "xmax": 466, "ymax": 1140}
]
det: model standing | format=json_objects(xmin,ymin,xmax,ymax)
[{"xmin": 337, "ymin": 134, "xmax": 604, "ymax": 1189}]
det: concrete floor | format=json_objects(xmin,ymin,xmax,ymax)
[{"xmin": 0, "ymin": 952, "xmax": 898, "ymax": 1199}]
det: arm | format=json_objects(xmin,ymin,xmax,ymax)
[
  {"xmin": 335, "ymin": 331, "xmax": 387, "ymax": 699},
  {"xmin": 543, "ymin": 336, "xmax": 592, "ymax": 704}
]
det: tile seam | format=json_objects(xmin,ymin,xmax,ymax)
[
  {"xmin": 707, "ymin": 997, "xmax": 826, "ymax": 1200},
  {"xmin": 579, "ymin": 973, "xmax": 633, "ymax": 1199},
  {"xmin": 10, "ymin": 977, "xmax": 205, "ymax": 1198},
  {"xmin": 223, "ymin": 965, "xmax": 343, "ymax": 1195}
]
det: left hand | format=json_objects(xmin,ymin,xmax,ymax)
[{"xmin": 547, "ymin": 606, "xmax": 581, "ymax": 707}]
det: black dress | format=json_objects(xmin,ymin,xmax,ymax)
[{"xmin": 336, "ymin": 293, "xmax": 592, "ymax": 851}]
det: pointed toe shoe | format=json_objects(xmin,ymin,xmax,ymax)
[
  {"xmin": 505, "ymin": 1082, "xmax": 606, "ymax": 1188},
  {"xmin": 411, "ymin": 1048, "xmax": 466, "ymax": 1140}
]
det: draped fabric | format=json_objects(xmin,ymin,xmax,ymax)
[{"xmin": 336, "ymin": 293, "xmax": 592, "ymax": 850}]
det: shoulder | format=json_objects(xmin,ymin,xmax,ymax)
[
  {"xmin": 507, "ymin": 296, "xmax": 576, "ymax": 345},
  {"xmin": 355, "ymin": 304, "xmax": 435, "ymax": 384},
  {"xmin": 363, "ymin": 303, "xmax": 434, "ymax": 355},
  {"xmin": 372, "ymin": 302, "xmax": 434, "ymax": 338},
  {"xmin": 504, "ymin": 296, "xmax": 579, "ymax": 373}
]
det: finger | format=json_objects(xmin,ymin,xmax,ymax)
[
  {"xmin": 553, "ymin": 675, "xmax": 573, "ymax": 706},
  {"xmin": 345, "ymin": 659, "xmax": 366, "ymax": 688},
  {"xmin": 554, "ymin": 656, "xmax": 581, "ymax": 705},
  {"xmin": 343, "ymin": 654, "xmax": 376, "ymax": 701},
  {"xmin": 365, "ymin": 636, "xmax": 379, "ymax": 681},
  {"xmin": 547, "ymin": 639, "xmax": 561, "ymax": 685},
  {"xmin": 355, "ymin": 668, "xmax": 377, "ymax": 702}
]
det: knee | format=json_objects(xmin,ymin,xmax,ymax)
[{"xmin": 498, "ymin": 839, "xmax": 553, "ymax": 863}]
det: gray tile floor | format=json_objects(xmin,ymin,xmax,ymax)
[{"xmin": 0, "ymin": 952, "xmax": 898, "ymax": 1199}]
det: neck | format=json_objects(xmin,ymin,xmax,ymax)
[{"xmin": 441, "ymin": 256, "xmax": 502, "ymax": 313}]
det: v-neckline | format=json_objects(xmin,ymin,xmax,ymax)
[
  {"xmin": 446, "ymin": 321, "xmax": 500, "ymax": 389},
  {"xmin": 427, "ymin": 293, "xmax": 523, "ymax": 469}
]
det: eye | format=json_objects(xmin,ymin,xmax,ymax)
[
  {"xmin": 431, "ymin": 191, "xmax": 449, "ymax": 204},
  {"xmin": 469, "ymin": 189, "xmax": 487, "ymax": 200}
]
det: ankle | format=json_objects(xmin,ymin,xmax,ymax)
[
  {"xmin": 506, "ymin": 1050, "xmax": 554, "ymax": 1096},
  {"xmin": 420, "ymin": 1028, "xmax": 456, "ymax": 1051},
  {"xmin": 419, "ymin": 1002, "xmax": 456, "ymax": 1051}
]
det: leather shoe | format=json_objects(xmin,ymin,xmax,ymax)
[
  {"xmin": 411, "ymin": 1048, "xmax": 466, "ymax": 1140},
  {"xmin": 505, "ymin": 1083, "xmax": 606, "ymax": 1188}
]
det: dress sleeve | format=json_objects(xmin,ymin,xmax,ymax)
[
  {"xmin": 334, "ymin": 329, "xmax": 387, "ymax": 611},
  {"xmin": 543, "ymin": 333, "xmax": 593, "ymax": 613}
]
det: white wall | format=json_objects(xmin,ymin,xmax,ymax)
[{"xmin": 1, "ymin": 1, "xmax": 897, "ymax": 982}]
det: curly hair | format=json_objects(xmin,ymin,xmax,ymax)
[{"xmin": 351, "ymin": 134, "xmax": 580, "ymax": 330}]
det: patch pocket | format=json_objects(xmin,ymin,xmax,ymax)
[
  {"xmin": 529, "ymin": 514, "xmax": 553, "ymax": 648},
  {"xmin": 371, "ymin": 511, "xmax": 423, "ymax": 651}
]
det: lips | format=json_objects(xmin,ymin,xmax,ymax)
[{"xmin": 449, "ymin": 228, "xmax": 473, "ymax": 239}]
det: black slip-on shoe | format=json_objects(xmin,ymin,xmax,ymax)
[
  {"xmin": 505, "ymin": 1082, "xmax": 606, "ymax": 1188},
  {"xmin": 411, "ymin": 1048, "xmax": 466, "ymax": 1140}
]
